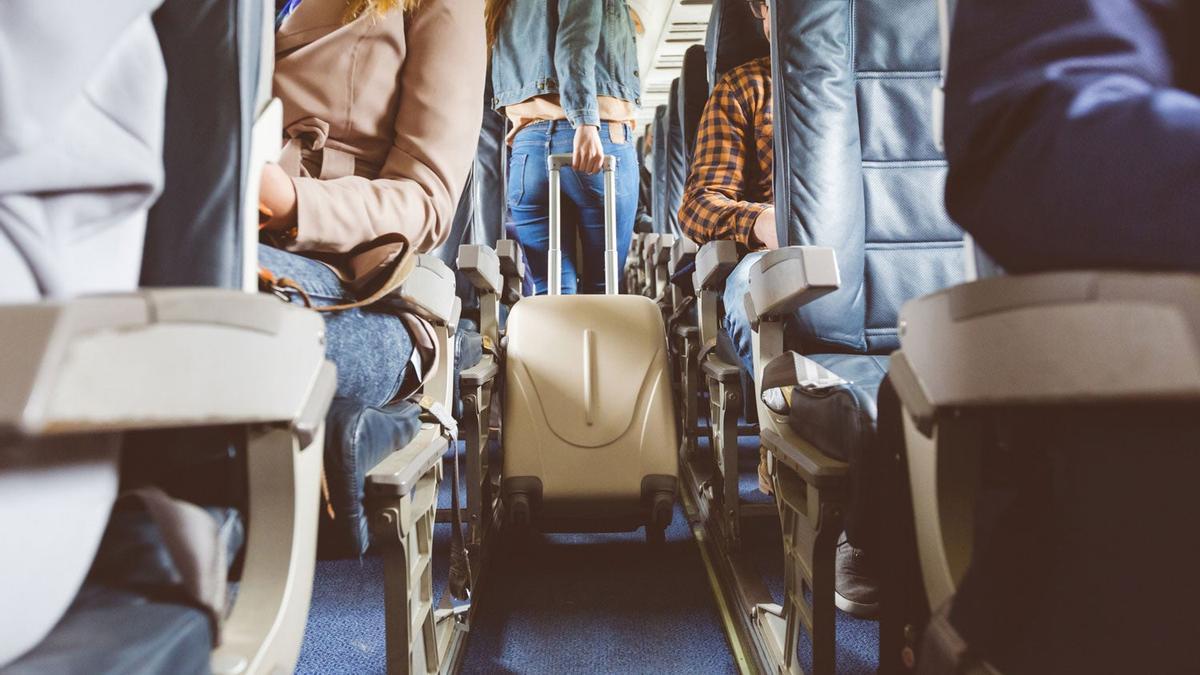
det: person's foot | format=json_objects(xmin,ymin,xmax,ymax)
[
  {"xmin": 757, "ymin": 445, "xmax": 773, "ymax": 495},
  {"xmin": 835, "ymin": 532, "xmax": 879, "ymax": 619}
]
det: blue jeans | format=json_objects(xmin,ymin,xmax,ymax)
[
  {"xmin": 259, "ymin": 244, "xmax": 414, "ymax": 407},
  {"xmin": 507, "ymin": 120, "xmax": 638, "ymax": 295},
  {"xmin": 721, "ymin": 252, "xmax": 767, "ymax": 376}
]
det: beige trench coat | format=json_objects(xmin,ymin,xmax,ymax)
[{"xmin": 273, "ymin": 0, "xmax": 486, "ymax": 297}]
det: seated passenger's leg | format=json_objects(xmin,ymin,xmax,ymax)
[
  {"xmin": 835, "ymin": 377, "xmax": 898, "ymax": 619},
  {"xmin": 259, "ymin": 244, "xmax": 414, "ymax": 407},
  {"xmin": 721, "ymin": 252, "xmax": 768, "ymax": 493},
  {"xmin": 720, "ymin": 251, "xmax": 766, "ymax": 376}
]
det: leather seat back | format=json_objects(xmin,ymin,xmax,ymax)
[
  {"xmin": 433, "ymin": 66, "xmax": 505, "ymax": 307},
  {"xmin": 124, "ymin": 0, "xmax": 273, "ymax": 512},
  {"xmin": 705, "ymin": 0, "xmax": 770, "ymax": 91},
  {"xmin": 661, "ymin": 78, "xmax": 686, "ymax": 237},
  {"xmin": 678, "ymin": 44, "xmax": 709, "ymax": 164},
  {"xmin": 142, "ymin": 0, "xmax": 268, "ymax": 288},
  {"xmin": 774, "ymin": 0, "xmax": 964, "ymax": 355},
  {"xmin": 651, "ymin": 104, "xmax": 671, "ymax": 233}
]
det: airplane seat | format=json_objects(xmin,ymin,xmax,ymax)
[
  {"xmin": 678, "ymin": 44, "xmax": 709, "ymax": 165},
  {"xmin": 650, "ymin": 104, "xmax": 672, "ymax": 237},
  {"xmin": 2, "ymin": 1, "xmax": 338, "ymax": 673},
  {"xmin": 885, "ymin": 0, "xmax": 1200, "ymax": 672},
  {"xmin": 743, "ymin": 0, "xmax": 964, "ymax": 671},
  {"xmin": 644, "ymin": 98, "xmax": 678, "ymax": 296},
  {"xmin": 652, "ymin": 100, "xmax": 681, "ymax": 235},
  {"xmin": 662, "ymin": 77, "xmax": 687, "ymax": 239},
  {"xmin": 704, "ymin": 0, "xmax": 770, "ymax": 92},
  {"xmin": 433, "ymin": 69, "xmax": 505, "ymax": 325},
  {"xmin": 681, "ymin": 0, "xmax": 782, "ymax": 552}
]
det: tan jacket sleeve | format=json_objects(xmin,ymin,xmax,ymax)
[{"xmin": 287, "ymin": 0, "xmax": 486, "ymax": 255}]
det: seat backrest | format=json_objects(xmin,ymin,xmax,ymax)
[
  {"xmin": 433, "ymin": 69, "xmax": 505, "ymax": 308},
  {"xmin": 661, "ymin": 78, "xmax": 687, "ymax": 237},
  {"xmin": 773, "ymin": 0, "xmax": 963, "ymax": 355},
  {"xmin": 705, "ymin": 0, "xmax": 769, "ymax": 91},
  {"xmin": 651, "ymin": 104, "xmax": 670, "ymax": 233},
  {"xmin": 122, "ymin": 0, "xmax": 273, "ymax": 508},
  {"xmin": 678, "ymin": 44, "xmax": 709, "ymax": 164},
  {"xmin": 142, "ymin": 0, "xmax": 270, "ymax": 288}
]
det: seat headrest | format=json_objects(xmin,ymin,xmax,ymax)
[
  {"xmin": 142, "ymin": 0, "xmax": 269, "ymax": 289},
  {"xmin": 705, "ymin": 0, "xmax": 770, "ymax": 89},
  {"xmin": 678, "ymin": 44, "xmax": 709, "ymax": 163}
]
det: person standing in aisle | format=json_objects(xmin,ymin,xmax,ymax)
[{"xmin": 488, "ymin": 0, "xmax": 642, "ymax": 295}]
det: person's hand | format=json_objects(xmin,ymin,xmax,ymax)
[
  {"xmin": 260, "ymin": 162, "xmax": 298, "ymax": 231},
  {"xmin": 751, "ymin": 207, "xmax": 779, "ymax": 250},
  {"xmin": 572, "ymin": 124, "xmax": 604, "ymax": 174}
]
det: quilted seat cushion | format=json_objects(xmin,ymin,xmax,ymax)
[{"xmin": 786, "ymin": 354, "xmax": 889, "ymax": 463}]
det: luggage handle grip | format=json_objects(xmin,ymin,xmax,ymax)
[{"xmin": 546, "ymin": 153, "xmax": 619, "ymax": 296}]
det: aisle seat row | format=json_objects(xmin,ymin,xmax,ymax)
[
  {"xmin": 1, "ymin": 2, "xmax": 522, "ymax": 674},
  {"xmin": 628, "ymin": 0, "xmax": 1200, "ymax": 673}
]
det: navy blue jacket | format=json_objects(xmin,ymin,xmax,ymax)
[{"xmin": 944, "ymin": 0, "xmax": 1200, "ymax": 272}]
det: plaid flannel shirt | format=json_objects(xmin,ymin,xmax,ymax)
[{"xmin": 679, "ymin": 57, "xmax": 773, "ymax": 248}]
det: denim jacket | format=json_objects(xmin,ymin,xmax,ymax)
[{"xmin": 491, "ymin": 0, "xmax": 641, "ymax": 128}]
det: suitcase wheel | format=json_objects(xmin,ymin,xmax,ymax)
[
  {"xmin": 508, "ymin": 492, "xmax": 532, "ymax": 529},
  {"xmin": 645, "ymin": 490, "xmax": 674, "ymax": 544}
]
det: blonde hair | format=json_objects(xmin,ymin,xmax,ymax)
[
  {"xmin": 342, "ymin": 0, "xmax": 421, "ymax": 23},
  {"xmin": 485, "ymin": 0, "xmax": 511, "ymax": 47}
]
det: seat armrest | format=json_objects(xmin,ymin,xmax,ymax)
[
  {"xmin": 746, "ymin": 246, "xmax": 840, "ymax": 320},
  {"xmin": 893, "ymin": 271, "xmax": 1200, "ymax": 430},
  {"xmin": 627, "ymin": 233, "xmax": 646, "ymax": 270},
  {"xmin": 496, "ymin": 239, "xmax": 524, "ymax": 280},
  {"xmin": 654, "ymin": 234, "xmax": 676, "ymax": 266},
  {"xmin": 702, "ymin": 355, "xmax": 743, "ymax": 383},
  {"xmin": 669, "ymin": 237, "xmax": 698, "ymax": 276},
  {"xmin": 457, "ymin": 244, "xmax": 502, "ymax": 296},
  {"xmin": 641, "ymin": 233, "xmax": 661, "ymax": 263},
  {"xmin": 496, "ymin": 239, "xmax": 525, "ymax": 305},
  {"xmin": 460, "ymin": 354, "xmax": 500, "ymax": 389},
  {"xmin": 365, "ymin": 425, "xmax": 449, "ymax": 499},
  {"xmin": 695, "ymin": 240, "xmax": 740, "ymax": 291},
  {"xmin": 761, "ymin": 427, "xmax": 848, "ymax": 489},
  {"xmin": 0, "ymin": 290, "xmax": 334, "ymax": 440},
  {"xmin": 397, "ymin": 254, "xmax": 458, "ymax": 326}
]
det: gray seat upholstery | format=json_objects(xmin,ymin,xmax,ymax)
[
  {"xmin": 787, "ymin": 354, "xmax": 889, "ymax": 464},
  {"xmin": 142, "ymin": 0, "xmax": 264, "ymax": 288},
  {"xmin": 661, "ymin": 78, "xmax": 687, "ymax": 237},
  {"xmin": 651, "ymin": 104, "xmax": 671, "ymax": 232},
  {"xmin": 434, "ymin": 66, "xmax": 506, "ymax": 309},
  {"xmin": 6, "ymin": 1, "xmax": 291, "ymax": 671},
  {"xmin": 5, "ymin": 589, "xmax": 211, "ymax": 675},
  {"xmin": 704, "ymin": 0, "xmax": 769, "ymax": 91},
  {"xmin": 774, "ymin": 0, "xmax": 963, "ymax": 437},
  {"xmin": 678, "ymin": 44, "xmax": 709, "ymax": 165},
  {"xmin": 4, "ymin": 507, "xmax": 245, "ymax": 675}
]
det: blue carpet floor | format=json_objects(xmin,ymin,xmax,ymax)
[
  {"xmin": 692, "ymin": 429, "xmax": 880, "ymax": 673},
  {"xmin": 297, "ymin": 432, "xmax": 877, "ymax": 675},
  {"xmin": 460, "ymin": 505, "xmax": 736, "ymax": 674}
]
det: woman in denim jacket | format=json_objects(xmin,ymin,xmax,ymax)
[{"xmin": 488, "ymin": 0, "xmax": 642, "ymax": 295}]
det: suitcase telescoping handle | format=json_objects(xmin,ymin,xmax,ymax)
[{"xmin": 546, "ymin": 153, "xmax": 619, "ymax": 296}]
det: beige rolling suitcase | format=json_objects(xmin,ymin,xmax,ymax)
[{"xmin": 501, "ymin": 154, "xmax": 678, "ymax": 539}]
